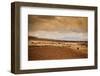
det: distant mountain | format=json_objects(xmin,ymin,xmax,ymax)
[
  {"xmin": 28, "ymin": 36, "xmax": 39, "ymax": 40},
  {"xmin": 28, "ymin": 36, "xmax": 58, "ymax": 41},
  {"xmin": 28, "ymin": 36, "xmax": 87, "ymax": 43}
]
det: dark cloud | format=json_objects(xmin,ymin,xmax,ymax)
[{"xmin": 28, "ymin": 15, "xmax": 87, "ymax": 33}]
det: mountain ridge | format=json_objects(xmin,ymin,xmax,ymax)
[{"xmin": 28, "ymin": 36, "xmax": 87, "ymax": 43}]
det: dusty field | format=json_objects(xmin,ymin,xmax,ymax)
[{"xmin": 28, "ymin": 40, "xmax": 88, "ymax": 60}]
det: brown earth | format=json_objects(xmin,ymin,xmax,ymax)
[{"xmin": 28, "ymin": 45, "xmax": 87, "ymax": 60}]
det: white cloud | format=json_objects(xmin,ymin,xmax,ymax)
[{"xmin": 29, "ymin": 31, "xmax": 87, "ymax": 41}]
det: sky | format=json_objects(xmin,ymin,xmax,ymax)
[{"xmin": 28, "ymin": 15, "xmax": 88, "ymax": 41}]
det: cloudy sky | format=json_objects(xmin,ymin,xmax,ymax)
[{"xmin": 28, "ymin": 15, "xmax": 88, "ymax": 41}]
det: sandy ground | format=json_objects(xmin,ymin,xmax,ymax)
[{"xmin": 28, "ymin": 42, "xmax": 87, "ymax": 60}]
